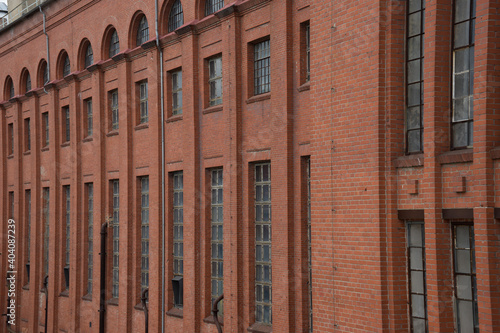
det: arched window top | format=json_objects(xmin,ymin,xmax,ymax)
[
  {"xmin": 4, "ymin": 76, "xmax": 14, "ymax": 100},
  {"xmin": 168, "ymin": 0, "xmax": 184, "ymax": 32},
  {"xmin": 205, "ymin": 0, "xmax": 224, "ymax": 16},
  {"xmin": 109, "ymin": 30, "xmax": 120, "ymax": 58},
  {"xmin": 137, "ymin": 16, "xmax": 149, "ymax": 46},
  {"xmin": 63, "ymin": 54, "xmax": 71, "ymax": 77},
  {"xmin": 85, "ymin": 43, "xmax": 94, "ymax": 68}
]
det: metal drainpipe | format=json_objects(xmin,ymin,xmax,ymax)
[
  {"xmin": 39, "ymin": 5, "xmax": 50, "ymax": 93},
  {"xmin": 212, "ymin": 294, "xmax": 224, "ymax": 333},
  {"xmin": 99, "ymin": 222, "xmax": 108, "ymax": 333},
  {"xmin": 43, "ymin": 275, "xmax": 48, "ymax": 333},
  {"xmin": 154, "ymin": 0, "xmax": 166, "ymax": 331},
  {"xmin": 141, "ymin": 288, "xmax": 149, "ymax": 333}
]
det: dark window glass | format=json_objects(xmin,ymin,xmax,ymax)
[
  {"xmin": 168, "ymin": 0, "xmax": 184, "ymax": 32},
  {"xmin": 209, "ymin": 56, "xmax": 222, "ymax": 106},
  {"xmin": 173, "ymin": 171, "xmax": 183, "ymax": 307},
  {"xmin": 211, "ymin": 169, "xmax": 223, "ymax": 314},
  {"xmin": 43, "ymin": 63, "xmax": 49, "ymax": 85},
  {"xmin": 85, "ymin": 43, "xmax": 94, "ymax": 68},
  {"xmin": 63, "ymin": 106, "xmax": 70, "ymax": 142},
  {"xmin": 205, "ymin": 0, "xmax": 224, "ymax": 16},
  {"xmin": 140, "ymin": 177, "xmax": 149, "ymax": 293},
  {"xmin": 137, "ymin": 16, "xmax": 149, "ymax": 46},
  {"xmin": 87, "ymin": 183, "xmax": 94, "ymax": 295},
  {"xmin": 64, "ymin": 185, "xmax": 70, "ymax": 289},
  {"xmin": 109, "ymin": 30, "xmax": 120, "ymax": 58},
  {"xmin": 8, "ymin": 78, "xmax": 14, "ymax": 98},
  {"xmin": 43, "ymin": 188, "xmax": 50, "ymax": 277},
  {"xmin": 306, "ymin": 23, "xmax": 310, "ymax": 82},
  {"xmin": 26, "ymin": 72, "xmax": 31, "ymax": 92},
  {"xmin": 254, "ymin": 40, "xmax": 270, "ymax": 95},
  {"xmin": 43, "ymin": 113, "xmax": 49, "ymax": 147},
  {"xmin": 306, "ymin": 158, "xmax": 312, "ymax": 332},
  {"xmin": 112, "ymin": 180, "xmax": 120, "ymax": 298},
  {"xmin": 86, "ymin": 99, "xmax": 93, "ymax": 137},
  {"xmin": 139, "ymin": 82, "xmax": 148, "ymax": 123},
  {"xmin": 63, "ymin": 55, "xmax": 71, "ymax": 77},
  {"xmin": 110, "ymin": 90, "xmax": 119, "ymax": 130},
  {"xmin": 25, "ymin": 118, "xmax": 31, "ymax": 151},
  {"xmin": 26, "ymin": 190, "xmax": 31, "ymax": 275},
  {"xmin": 8, "ymin": 123, "xmax": 13, "ymax": 155},
  {"xmin": 172, "ymin": 70, "xmax": 183, "ymax": 115}
]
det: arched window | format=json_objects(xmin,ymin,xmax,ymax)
[
  {"xmin": 5, "ymin": 76, "xmax": 14, "ymax": 100},
  {"xmin": 38, "ymin": 60, "xmax": 49, "ymax": 86},
  {"xmin": 85, "ymin": 43, "xmax": 94, "ymax": 68},
  {"xmin": 43, "ymin": 63, "xmax": 49, "ymax": 85},
  {"xmin": 205, "ymin": 0, "xmax": 224, "ymax": 16},
  {"xmin": 168, "ymin": 0, "xmax": 183, "ymax": 32},
  {"xmin": 109, "ymin": 30, "xmax": 120, "ymax": 58},
  {"xmin": 63, "ymin": 55, "xmax": 71, "ymax": 77},
  {"xmin": 26, "ymin": 72, "xmax": 31, "ymax": 92},
  {"xmin": 137, "ymin": 16, "xmax": 149, "ymax": 46}
]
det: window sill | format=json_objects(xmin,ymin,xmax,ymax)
[
  {"xmin": 82, "ymin": 294, "xmax": 92, "ymax": 302},
  {"xmin": 491, "ymin": 146, "xmax": 500, "ymax": 160},
  {"xmin": 203, "ymin": 314, "xmax": 223, "ymax": 326},
  {"xmin": 202, "ymin": 105, "xmax": 223, "ymax": 115},
  {"xmin": 166, "ymin": 307, "xmax": 183, "ymax": 318},
  {"xmin": 7, "ymin": 154, "xmax": 13, "ymax": 159},
  {"xmin": 22, "ymin": 284, "xmax": 29, "ymax": 291},
  {"xmin": 61, "ymin": 141, "xmax": 70, "ymax": 148},
  {"xmin": 135, "ymin": 123, "xmax": 149, "ymax": 131},
  {"xmin": 247, "ymin": 322, "xmax": 272, "ymax": 333},
  {"xmin": 437, "ymin": 148, "xmax": 473, "ymax": 165},
  {"xmin": 166, "ymin": 115, "xmax": 183, "ymax": 123},
  {"xmin": 107, "ymin": 298, "xmax": 119, "ymax": 306},
  {"xmin": 134, "ymin": 302, "xmax": 146, "ymax": 311},
  {"xmin": 246, "ymin": 93, "xmax": 271, "ymax": 104},
  {"xmin": 394, "ymin": 153, "xmax": 424, "ymax": 168},
  {"xmin": 82, "ymin": 136, "xmax": 93, "ymax": 143},
  {"xmin": 59, "ymin": 290, "xmax": 69, "ymax": 298},
  {"xmin": 41, "ymin": 146, "xmax": 49, "ymax": 152},
  {"xmin": 23, "ymin": 150, "xmax": 31, "ymax": 156},
  {"xmin": 297, "ymin": 81, "xmax": 310, "ymax": 92},
  {"xmin": 106, "ymin": 130, "xmax": 119, "ymax": 137}
]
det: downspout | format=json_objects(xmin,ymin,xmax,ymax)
[
  {"xmin": 154, "ymin": 0, "xmax": 166, "ymax": 332},
  {"xmin": 99, "ymin": 222, "xmax": 108, "ymax": 333},
  {"xmin": 39, "ymin": 5, "xmax": 50, "ymax": 93}
]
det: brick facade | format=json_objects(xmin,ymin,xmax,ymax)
[{"xmin": 0, "ymin": 0, "xmax": 498, "ymax": 332}]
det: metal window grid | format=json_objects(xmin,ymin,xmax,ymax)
[
  {"xmin": 255, "ymin": 162, "xmax": 272, "ymax": 324},
  {"xmin": 87, "ymin": 183, "xmax": 94, "ymax": 295},
  {"xmin": 8, "ymin": 123, "xmax": 13, "ymax": 155},
  {"xmin": 43, "ymin": 63, "xmax": 49, "ymax": 85},
  {"xmin": 254, "ymin": 40, "xmax": 270, "ymax": 95},
  {"xmin": 141, "ymin": 176, "xmax": 150, "ymax": 293},
  {"xmin": 64, "ymin": 186, "xmax": 70, "ymax": 268},
  {"xmin": 26, "ymin": 190, "xmax": 31, "ymax": 266},
  {"xmin": 86, "ymin": 99, "xmax": 93, "ymax": 137},
  {"xmin": 205, "ymin": 0, "xmax": 224, "ymax": 16},
  {"xmin": 112, "ymin": 180, "xmax": 120, "ymax": 298},
  {"xmin": 407, "ymin": 222, "xmax": 428, "ymax": 333},
  {"xmin": 137, "ymin": 16, "xmax": 149, "ymax": 46},
  {"xmin": 453, "ymin": 224, "xmax": 479, "ymax": 333},
  {"xmin": 26, "ymin": 73, "xmax": 31, "ymax": 92},
  {"xmin": 452, "ymin": 0, "xmax": 476, "ymax": 149},
  {"xmin": 25, "ymin": 118, "xmax": 30, "ymax": 151},
  {"xmin": 85, "ymin": 44, "xmax": 93, "ymax": 68},
  {"xmin": 209, "ymin": 56, "xmax": 223, "ymax": 106},
  {"xmin": 172, "ymin": 70, "xmax": 183, "ymax": 115},
  {"xmin": 110, "ymin": 90, "xmax": 119, "ymax": 130},
  {"xmin": 173, "ymin": 171, "xmax": 184, "ymax": 307},
  {"xmin": 211, "ymin": 168, "xmax": 224, "ymax": 314},
  {"xmin": 306, "ymin": 158, "xmax": 313, "ymax": 332},
  {"xmin": 140, "ymin": 82, "xmax": 148, "ymax": 123},
  {"xmin": 63, "ymin": 55, "xmax": 70, "ymax": 77},
  {"xmin": 109, "ymin": 30, "xmax": 120, "ymax": 58},
  {"xmin": 168, "ymin": 0, "xmax": 184, "ymax": 32},
  {"xmin": 306, "ymin": 24, "xmax": 310, "ymax": 82},
  {"xmin": 43, "ymin": 188, "xmax": 50, "ymax": 278},
  {"xmin": 63, "ymin": 106, "xmax": 70, "ymax": 142},
  {"xmin": 43, "ymin": 113, "xmax": 49, "ymax": 146},
  {"xmin": 9, "ymin": 78, "xmax": 14, "ymax": 98}
]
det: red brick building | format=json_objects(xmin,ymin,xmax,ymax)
[{"xmin": 0, "ymin": 0, "xmax": 499, "ymax": 332}]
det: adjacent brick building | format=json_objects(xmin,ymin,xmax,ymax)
[{"xmin": 0, "ymin": 0, "xmax": 498, "ymax": 332}]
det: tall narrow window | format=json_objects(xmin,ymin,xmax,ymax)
[
  {"xmin": 407, "ymin": 222, "xmax": 427, "ymax": 332},
  {"xmin": 43, "ymin": 188, "xmax": 50, "ymax": 278},
  {"xmin": 453, "ymin": 224, "xmax": 478, "ymax": 333},
  {"xmin": 211, "ymin": 168, "xmax": 223, "ymax": 312},
  {"xmin": 85, "ymin": 44, "xmax": 94, "ymax": 68},
  {"xmin": 109, "ymin": 30, "xmax": 120, "ymax": 58},
  {"xmin": 172, "ymin": 70, "xmax": 183, "ymax": 115},
  {"xmin": 305, "ymin": 23, "xmax": 310, "ymax": 82},
  {"xmin": 43, "ymin": 112, "xmax": 49, "ymax": 147},
  {"xmin": 452, "ymin": 0, "xmax": 475, "ymax": 149},
  {"xmin": 25, "ymin": 190, "xmax": 31, "ymax": 283},
  {"xmin": 63, "ymin": 55, "xmax": 71, "ymax": 77},
  {"xmin": 24, "ymin": 118, "xmax": 31, "ymax": 151},
  {"xmin": 173, "ymin": 171, "xmax": 183, "ymax": 307},
  {"xmin": 205, "ymin": 0, "xmax": 224, "ymax": 16},
  {"xmin": 64, "ymin": 185, "xmax": 70, "ymax": 289},
  {"xmin": 168, "ymin": 0, "xmax": 184, "ymax": 32},
  {"xmin": 7, "ymin": 77, "xmax": 14, "ymax": 99},
  {"xmin": 208, "ymin": 56, "xmax": 222, "ymax": 106},
  {"xmin": 43, "ymin": 62, "xmax": 49, "ymax": 85},
  {"xmin": 137, "ymin": 16, "xmax": 149, "ymax": 46},
  {"xmin": 140, "ymin": 176, "xmax": 150, "ymax": 294},
  {"xmin": 139, "ymin": 81, "xmax": 148, "ymax": 124},
  {"xmin": 8, "ymin": 123, "xmax": 13, "ymax": 155},
  {"xmin": 63, "ymin": 106, "xmax": 70, "ymax": 143},
  {"xmin": 87, "ymin": 183, "xmax": 94, "ymax": 295},
  {"xmin": 305, "ymin": 158, "xmax": 312, "ymax": 332},
  {"xmin": 255, "ymin": 162, "xmax": 271, "ymax": 324},
  {"xmin": 254, "ymin": 40, "xmax": 270, "ymax": 95},
  {"xmin": 8, "ymin": 192, "xmax": 14, "ymax": 219},
  {"xmin": 86, "ymin": 99, "xmax": 93, "ymax": 137},
  {"xmin": 26, "ymin": 73, "xmax": 31, "ymax": 92},
  {"xmin": 111, "ymin": 180, "xmax": 120, "ymax": 298},
  {"xmin": 406, "ymin": 0, "xmax": 425, "ymax": 153},
  {"xmin": 110, "ymin": 90, "xmax": 119, "ymax": 130}
]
